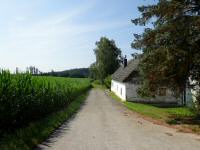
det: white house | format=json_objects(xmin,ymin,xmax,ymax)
[
  {"xmin": 186, "ymin": 77, "xmax": 200, "ymax": 107},
  {"xmin": 111, "ymin": 58, "xmax": 182, "ymax": 105}
]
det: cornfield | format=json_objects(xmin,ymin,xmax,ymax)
[{"xmin": 0, "ymin": 71, "xmax": 90, "ymax": 131}]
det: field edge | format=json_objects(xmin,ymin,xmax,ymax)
[{"xmin": 0, "ymin": 90, "xmax": 90, "ymax": 150}]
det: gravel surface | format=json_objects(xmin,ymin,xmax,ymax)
[{"xmin": 36, "ymin": 89, "xmax": 200, "ymax": 150}]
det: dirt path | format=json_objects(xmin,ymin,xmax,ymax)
[{"xmin": 36, "ymin": 89, "xmax": 200, "ymax": 150}]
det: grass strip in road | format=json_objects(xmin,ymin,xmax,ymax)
[
  {"xmin": 0, "ymin": 91, "xmax": 89, "ymax": 150},
  {"xmin": 108, "ymin": 91, "xmax": 200, "ymax": 134}
]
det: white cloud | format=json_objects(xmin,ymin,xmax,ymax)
[{"xmin": 0, "ymin": 0, "xmax": 130, "ymax": 72}]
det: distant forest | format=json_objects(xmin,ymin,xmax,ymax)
[{"xmin": 41, "ymin": 68, "xmax": 89, "ymax": 78}]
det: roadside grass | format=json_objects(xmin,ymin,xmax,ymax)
[
  {"xmin": 91, "ymin": 82, "xmax": 106, "ymax": 90},
  {"xmin": 124, "ymin": 102, "xmax": 195, "ymax": 121},
  {"xmin": 0, "ymin": 92, "xmax": 89, "ymax": 150},
  {"xmin": 108, "ymin": 91, "xmax": 200, "ymax": 134}
]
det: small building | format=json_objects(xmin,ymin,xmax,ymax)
[{"xmin": 111, "ymin": 58, "xmax": 182, "ymax": 105}]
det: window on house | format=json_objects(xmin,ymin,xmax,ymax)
[
  {"xmin": 120, "ymin": 88, "xmax": 122, "ymax": 95},
  {"xmin": 158, "ymin": 87, "xmax": 167, "ymax": 96}
]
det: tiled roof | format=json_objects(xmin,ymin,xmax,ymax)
[{"xmin": 112, "ymin": 59, "xmax": 139, "ymax": 82}]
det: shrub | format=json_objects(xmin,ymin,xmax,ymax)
[
  {"xmin": 104, "ymin": 75, "xmax": 111, "ymax": 89},
  {"xmin": 93, "ymin": 80, "xmax": 102, "ymax": 85}
]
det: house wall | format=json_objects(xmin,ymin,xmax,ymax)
[
  {"xmin": 126, "ymin": 83, "xmax": 181, "ymax": 104},
  {"xmin": 111, "ymin": 80, "xmax": 126, "ymax": 101},
  {"xmin": 154, "ymin": 89, "xmax": 181, "ymax": 104},
  {"xmin": 186, "ymin": 86, "xmax": 199, "ymax": 108},
  {"xmin": 186, "ymin": 88, "xmax": 193, "ymax": 108},
  {"xmin": 187, "ymin": 77, "xmax": 200, "ymax": 108},
  {"xmin": 125, "ymin": 83, "xmax": 140, "ymax": 100},
  {"xmin": 111, "ymin": 80, "xmax": 181, "ymax": 104}
]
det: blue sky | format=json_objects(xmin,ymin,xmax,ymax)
[{"xmin": 0, "ymin": 0, "xmax": 156, "ymax": 72}]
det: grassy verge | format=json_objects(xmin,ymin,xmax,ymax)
[
  {"xmin": 91, "ymin": 83, "xmax": 106, "ymax": 90},
  {"xmin": 108, "ymin": 91, "xmax": 200, "ymax": 134},
  {"xmin": 0, "ymin": 91, "xmax": 89, "ymax": 150}
]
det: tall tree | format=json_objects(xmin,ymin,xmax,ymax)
[
  {"xmin": 91, "ymin": 37, "xmax": 121, "ymax": 81},
  {"xmin": 132, "ymin": 0, "xmax": 200, "ymax": 100},
  {"xmin": 89, "ymin": 63, "xmax": 99, "ymax": 80}
]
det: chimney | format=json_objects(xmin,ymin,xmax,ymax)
[{"xmin": 123, "ymin": 55, "xmax": 127, "ymax": 68}]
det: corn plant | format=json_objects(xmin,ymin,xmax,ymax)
[{"xmin": 0, "ymin": 71, "xmax": 90, "ymax": 131}]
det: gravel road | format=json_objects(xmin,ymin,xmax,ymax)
[{"xmin": 36, "ymin": 89, "xmax": 200, "ymax": 150}]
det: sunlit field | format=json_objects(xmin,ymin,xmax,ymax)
[{"xmin": 0, "ymin": 71, "xmax": 90, "ymax": 132}]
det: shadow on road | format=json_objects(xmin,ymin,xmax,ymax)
[{"xmin": 34, "ymin": 100, "xmax": 88, "ymax": 150}]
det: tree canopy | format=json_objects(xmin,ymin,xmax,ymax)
[
  {"xmin": 132, "ymin": 0, "xmax": 200, "ymax": 96},
  {"xmin": 90, "ymin": 37, "xmax": 121, "ymax": 81}
]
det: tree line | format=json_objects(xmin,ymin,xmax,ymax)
[{"xmin": 41, "ymin": 68, "xmax": 89, "ymax": 78}]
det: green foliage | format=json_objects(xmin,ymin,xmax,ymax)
[
  {"xmin": 89, "ymin": 63, "xmax": 99, "ymax": 80},
  {"xmin": 132, "ymin": 0, "xmax": 200, "ymax": 98},
  {"xmin": 93, "ymin": 80, "xmax": 102, "ymax": 85},
  {"xmin": 90, "ymin": 37, "xmax": 121, "ymax": 81},
  {"xmin": 0, "ymin": 92, "xmax": 88, "ymax": 150},
  {"xmin": 91, "ymin": 76, "xmax": 111, "ymax": 89},
  {"xmin": 91, "ymin": 80, "xmax": 106, "ymax": 89},
  {"xmin": 136, "ymin": 80, "xmax": 155, "ymax": 98},
  {"xmin": 104, "ymin": 75, "xmax": 111, "ymax": 89},
  {"xmin": 137, "ymin": 87, "xmax": 153, "ymax": 98},
  {"xmin": 0, "ymin": 71, "xmax": 90, "ymax": 131}
]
